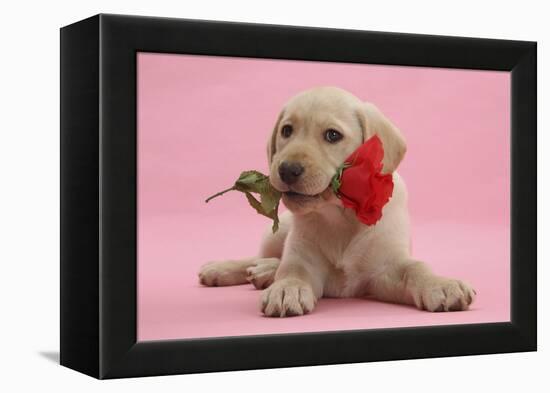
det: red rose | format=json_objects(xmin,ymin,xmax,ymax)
[{"xmin": 334, "ymin": 135, "xmax": 394, "ymax": 226}]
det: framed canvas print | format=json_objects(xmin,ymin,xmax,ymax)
[{"xmin": 60, "ymin": 14, "xmax": 536, "ymax": 379}]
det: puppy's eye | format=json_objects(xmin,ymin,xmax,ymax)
[
  {"xmin": 281, "ymin": 125, "xmax": 293, "ymax": 138},
  {"xmin": 325, "ymin": 129, "xmax": 343, "ymax": 143}
]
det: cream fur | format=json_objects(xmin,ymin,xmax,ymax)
[{"xmin": 198, "ymin": 87, "xmax": 475, "ymax": 317}]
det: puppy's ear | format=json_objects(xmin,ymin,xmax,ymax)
[
  {"xmin": 267, "ymin": 110, "xmax": 284, "ymax": 165},
  {"xmin": 359, "ymin": 102, "xmax": 406, "ymax": 174}
]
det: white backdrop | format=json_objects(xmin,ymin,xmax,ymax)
[{"xmin": 0, "ymin": 0, "xmax": 546, "ymax": 391}]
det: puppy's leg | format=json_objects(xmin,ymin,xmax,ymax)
[
  {"xmin": 246, "ymin": 258, "xmax": 279, "ymax": 289},
  {"xmin": 199, "ymin": 213, "xmax": 289, "ymax": 287},
  {"xmin": 199, "ymin": 257, "xmax": 280, "ymax": 288},
  {"xmin": 199, "ymin": 258, "xmax": 257, "ymax": 286},
  {"xmin": 260, "ymin": 256, "xmax": 325, "ymax": 317},
  {"xmin": 368, "ymin": 259, "xmax": 476, "ymax": 312}
]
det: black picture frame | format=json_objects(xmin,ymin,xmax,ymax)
[{"xmin": 60, "ymin": 14, "xmax": 537, "ymax": 379}]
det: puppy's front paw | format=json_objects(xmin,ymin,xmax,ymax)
[
  {"xmin": 246, "ymin": 258, "xmax": 279, "ymax": 289},
  {"xmin": 198, "ymin": 261, "xmax": 246, "ymax": 286},
  {"xmin": 413, "ymin": 277, "xmax": 476, "ymax": 312},
  {"xmin": 260, "ymin": 278, "xmax": 316, "ymax": 317}
]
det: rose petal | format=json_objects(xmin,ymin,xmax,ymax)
[{"xmin": 337, "ymin": 135, "xmax": 394, "ymax": 226}]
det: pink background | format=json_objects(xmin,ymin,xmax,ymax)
[{"xmin": 137, "ymin": 53, "xmax": 510, "ymax": 341}]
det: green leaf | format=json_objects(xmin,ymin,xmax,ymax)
[
  {"xmin": 260, "ymin": 187, "xmax": 280, "ymax": 213},
  {"xmin": 205, "ymin": 170, "xmax": 282, "ymax": 232},
  {"xmin": 331, "ymin": 176, "xmax": 341, "ymax": 194},
  {"xmin": 235, "ymin": 170, "xmax": 263, "ymax": 185},
  {"xmin": 244, "ymin": 191, "xmax": 265, "ymax": 214},
  {"xmin": 331, "ymin": 162, "xmax": 350, "ymax": 196},
  {"xmin": 244, "ymin": 192, "xmax": 280, "ymax": 233}
]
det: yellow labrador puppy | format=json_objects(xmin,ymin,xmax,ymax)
[{"xmin": 199, "ymin": 87, "xmax": 475, "ymax": 317}]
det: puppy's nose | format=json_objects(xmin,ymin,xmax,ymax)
[{"xmin": 278, "ymin": 161, "xmax": 304, "ymax": 185}]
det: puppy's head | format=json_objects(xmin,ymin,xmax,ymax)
[{"xmin": 268, "ymin": 87, "xmax": 406, "ymax": 215}]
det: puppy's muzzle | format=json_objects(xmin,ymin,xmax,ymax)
[{"xmin": 278, "ymin": 161, "xmax": 304, "ymax": 185}]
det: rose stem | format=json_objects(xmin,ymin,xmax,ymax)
[{"xmin": 205, "ymin": 187, "xmax": 236, "ymax": 203}]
